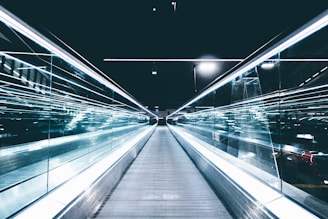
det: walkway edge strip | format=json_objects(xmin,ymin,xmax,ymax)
[
  {"xmin": 168, "ymin": 124, "xmax": 319, "ymax": 219},
  {"xmin": 14, "ymin": 125, "xmax": 157, "ymax": 219}
]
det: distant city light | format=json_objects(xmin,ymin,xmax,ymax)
[
  {"xmin": 297, "ymin": 134, "xmax": 314, "ymax": 140},
  {"xmin": 261, "ymin": 62, "xmax": 275, "ymax": 70}
]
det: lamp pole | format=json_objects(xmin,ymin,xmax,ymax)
[{"xmin": 193, "ymin": 64, "xmax": 197, "ymax": 92}]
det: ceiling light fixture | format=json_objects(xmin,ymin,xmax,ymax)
[{"xmin": 104, "ymin": 58, "xmax": 243, "ymax": 62}]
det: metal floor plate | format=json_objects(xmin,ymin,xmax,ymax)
[{"xmin": 93, "ymin": 126, "xmax": 233, "ymax": 218}]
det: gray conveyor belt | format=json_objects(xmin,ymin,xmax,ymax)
[{"xmin": 93, "ymin": 126, "xmax": 233, "ymax": 218}]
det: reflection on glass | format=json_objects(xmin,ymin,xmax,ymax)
[
  {"xmin": 168, "ymin": 14, "xmax": 328, "ymax": 218},
  {"xmin": 0, "ymin": 10, "xmax": 153, "ymax": 218}
]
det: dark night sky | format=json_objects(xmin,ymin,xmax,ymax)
[{"xmin": 1, "ymin": 1, "xmax": 327, "ymax": 110}]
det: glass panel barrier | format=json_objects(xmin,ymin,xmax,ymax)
[
  {"xmin": 0, "ymin": 6, "xmax": 156, "ymax": 218},
  {"xmin": 277, "ymin": 24, "xmax": 328, "ymax": 215},
  {"xmin": 168, "ymin": 10, "xmax": 328, "ymax": 217}
]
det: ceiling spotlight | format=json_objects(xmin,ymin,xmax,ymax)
[{"xmin": 152, "ymin": 7, "xmax": 157, "ymax": 12}]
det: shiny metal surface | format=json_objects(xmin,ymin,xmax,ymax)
[
  {"xmin": 13, "ymin": 125, "xmax": 156, "ymax": 219},
  {"xmin": 94, "ymin": 126, "xmax": 233, "ymax": 218},
  {"xmin": 168, "ymin": 125, "xmax": 320, "ymax": 219}
]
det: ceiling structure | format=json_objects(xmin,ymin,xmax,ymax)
[{"xmin": 1, "ymin": 1, "xmax": 327, "ymax": 110}]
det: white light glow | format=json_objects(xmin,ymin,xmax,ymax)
[
  {"xmin": 283, "ymin": 144, "xmax": 298, "ymax": 153},
  {"xmin": 320, "ymin": 66, "xmax": 328, "ymax": 72},
  {"xmin": 1, "ymin": 51, "xmax": 54, "ymax": 56},
  {"xmin": 16, "ymin": 66, "xmax": 46, "ymax": 70},
  {"xmin": 261, "ymin": 62, "xmax": 275, "ymax": 70},
  {"xmin": 195, "ymin": 55, "xmax": 220, "ymax": 77},
  {"xmin": 297, "ymin": 134, "xmax": 314, "ymax": 140},
  {"xmin": 312, "ymin": 72, "xmax": 320, "ymax": 78},
  {"xmin": 103, "ymin": 58, "xmax": 243, "ymax": 62},
  {"xmin": 305, "ymin": 78, "xmax": 312, "ymax": 83},
  {"xmin": 197, "ymin": 62, "xmax": 218, "ymax": 74}
]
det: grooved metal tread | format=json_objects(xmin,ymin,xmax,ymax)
[{"xmin": 93, "ymin": 126, "xmax": 233, "ymax": 218}]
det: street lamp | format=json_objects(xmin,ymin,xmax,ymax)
[
  {"xmin": 193, "ymin": 56, "xmax": 219, "ymax": 92},
  {"xmin": 152, "ymin": 62, "xmax": 157, "ymax": 75},
  {"xmin": 193, "ymin": 64, "xmax": 197, "ymax": 92},
  {"xmin": 198, "ymin": 61, "xmax": 218, "ymax": 74}
]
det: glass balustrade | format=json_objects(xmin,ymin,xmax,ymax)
[
  {"xmin": 0, "ymin": 7, "xmax": 156, "ymax": 218},
  {"xmin": 168, "ymin": 10, "xmax": 328, "ymax": 218}
]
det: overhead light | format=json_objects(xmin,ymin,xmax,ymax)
[
  {"xmin": 312, "ymin": 72, "xmax": 320, "ymax": 78},
  {"xmin": 152, "ymin": 70, "xmax": 157, "ymax": 75},
  {"xmin": 320, "ymin": 66, "xmax": 328, "ymax": 72},
  {"xmin": 305, "ymin": 77, "xmax": 312, "ymax": 83},
  {"xmin": 104, "ymin": 58, "xmax": 243, "ymax": 62}
]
